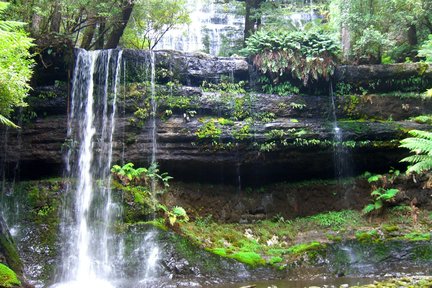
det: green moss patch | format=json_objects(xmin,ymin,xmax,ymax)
[{"xmin": 0, "ymin": 263, "xmax": 21, "ymax": 288}]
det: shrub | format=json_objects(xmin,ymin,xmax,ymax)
[{"xmin": 243, "ymin": 29, "xmax": 340, "ymax": 86}]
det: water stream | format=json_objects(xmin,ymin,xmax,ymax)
[
  {"xmin": 155, "ymin": 0, "xmax": 243, "ymax": 55},
  {"xmin": 330, "ymin": 82, "xmax": 352, "ymax": 197},
  {"xmin": 53, "ymin": 49, "xmax": 122, "ymax": 288}
]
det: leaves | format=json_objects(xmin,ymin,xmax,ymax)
[
  {"xmin": 111, "ymin": 162, "xmax": 171, "ymax": 187},
  {"xmin": 244, "ymin": 29, "xmax": 339, "ymax": 85},
  {"xmin": 0, "ymin": 1, "xmax": 34, "ymax": 127},
  {"xmin": 400, "ymin": 130, "xmax": 432, "ymax": 174}
]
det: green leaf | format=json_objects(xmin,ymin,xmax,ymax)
[{"xmin": 367, "ymin": 175, "xmax": 381, "ymax": 183}]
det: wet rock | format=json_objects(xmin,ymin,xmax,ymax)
[{"xmin": 122, "ymin": 49, "xmax": 249, "ymax": 85}]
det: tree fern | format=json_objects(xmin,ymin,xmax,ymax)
[
  {"xmin": 400, "ymin": 130, "xmax": 432, "ymax": 174},
  {"xmin": 0, "ymin": 114, "xmax": 19, "ymax": 128},
  {"xmin": 0, "ymin": 1, "xmax": 33, "ymax": 128}
]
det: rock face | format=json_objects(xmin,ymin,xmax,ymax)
[
  {"xmin": 1, "ymin": 50, "xmax": 431, "ymax": 185},
  {"xmin": 0, "ymin": 215, "xmax": 23, "ymax": 277}
]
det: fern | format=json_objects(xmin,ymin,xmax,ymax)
[
  {"xmin": 400, "ymin": 130, "xmax": 432, "ymax": 174},
  {"xmin": 0, "ymin": 114, "xmax": 19, "ymax": 128}
]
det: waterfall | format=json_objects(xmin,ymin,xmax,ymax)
[
  {"xmin": 155, "ymin": 0, "xmax": 244, "ymax": 55},
  {"xmin": 330, "ymin": 82, "xmax": 353, "ymax": 200},
  {"xmin": 53, "ymin": 49, "xmax": 122, "ymax": 288},
  {"xmin": 145, "ymin": 50, "xmax": 160, "ymax": 283}
]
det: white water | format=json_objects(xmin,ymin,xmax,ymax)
[
  {"xmin": 155, "ymin": 0, "xmax": 243, "ymax": 55},
  {"xmin": 54, "ymin": 49, "xmax": 122, "ymax": 288}
]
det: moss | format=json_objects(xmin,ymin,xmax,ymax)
[
  {"xmin": 403, "ymin": 232, "xmax": 431, "ymax": 241},
  {"xmin": 268, "ymin": 256, "xmax": 283, "ymax": 265},
  {"xmin": 287, "ymin": 241, "xmax": 324, "ymax": 255},
  {"xmin": 210, "ymin": 247, "xmax": 227, "ymax": 257},
  {"xmin": 230, "ymin": 251, "xmax": 265, "ymax": 266},
  {"xmin": 382, "ymin": 224, "xmax": 399, "ymax": 233},
  {"xmin": 0, "ymin": 233, "xmax": 22, "ymax": 276},
  {"xmin": 355, "ymin": 230, "xmax": 380, "ymax": 242},
  {"xmin": 0, "ymin": 263, "xmax": 21, "ymax": 288}
]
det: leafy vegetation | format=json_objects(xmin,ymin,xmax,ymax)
[
  {"xmin": 0, "ymin": 1, "xmax": 34, "ymax": 128},
  {"xmin": 362, "ymin": 171, "xmax": 400, "ymax": 215},
  {"xmin": 111, "ymin": 162, "xmax": 173, "ymax": 221},
  {"xmin": 400, "ymin": 130, "xmax": 432, "ymax": 174},
  {"xmin": 111, "ymin": 162, "xmax": 172, "ymax": 187},
  {"xmin": 244, "ymin": 29, "xmax": 339, "ymax": 86},
  {"xmin": 158, "ymin": 204, "xmax": 189, "ymax": 226},
  {"xmin": 122, "ymin": 0, "xmax": 190, "ymax": 49}
]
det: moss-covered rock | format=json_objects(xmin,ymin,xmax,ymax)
[
  {"xmin": 0, "ymin": 217, "xmax": 22, "ymax": 276},
  {"xmin": 0, "ymin": 263, "xmax": 21, "ymax": 288}
]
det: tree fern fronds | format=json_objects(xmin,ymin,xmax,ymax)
[
  {"xmin": 0, "ymin": 114, "xmax": 19, "ymax": 128},
  {"xmin": 400, "ymin": 130, "xmax": 432, "ymax": 174},
  {"xmin": 407, "ymin": 129, "xmax": 432, "ymax": 140},
  {"xmin": 406, "ymin": 160, "xmax": 432, "ymax": 174},
  {"xmin": 400, "ymin": 137, "xmax": 432, "ymax": 154}
]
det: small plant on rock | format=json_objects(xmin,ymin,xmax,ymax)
[
  {"xmin": 362, "ymin": 171, "xmax": 399, "ymax": 215},
  {"xmin": 158, "ymin": 204, "xmax": 189, "ymax": 226}
]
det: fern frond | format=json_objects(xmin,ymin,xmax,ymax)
[
  {"xmin": 0, "ymin": 114, "xmax": 19, "ymax": 128},
  {"xmin": 401, "ymin": 154, "xmax": 431, "ymax": 164},
  {"xmin": 400, "ymin": 137, "xmax": 432, "ymax": 154},
  {"xmin": 406, "ymin": 160, "xmax": 432, "ymax": 174},
  {"xmin": 0, "ymin": 20, "xmax": 26, "ymax": 32},
  {"xmin": 0, "ymin": 1, "xmax": 8, "ymax": 13},
  {"xmin": 407, "ymin": 130, "xmax": 432, "ymax": 140}
]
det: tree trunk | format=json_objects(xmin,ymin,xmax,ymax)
[
  {"xmin": 31, "ymin": 13, "xmax": 42, "ymax": 36},
  {"xmin": 81, "ymin": 18, "xmax": 97, "ymax": 50},
  {"xmin": 407, "ymin": 24, "xmax": 418, "ymax": 46},
  {"xmin": 50, "ymin": 1, "xmax": 62, "ymax": 33},
  {"xmin": 104, "ymin": 0, "xmax": 134, "ymax": 49},
  {"xmin": 95, "ymin": 19, "xmax": 106, "ymax": 50},
  {"xmin": 244, "ymin": 0, "xmax": 262, "ymax": 43}
]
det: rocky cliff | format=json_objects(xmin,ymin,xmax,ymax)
[{"xmin": 0, "ymin": 49, "xmax": 431, "ymax": 185}]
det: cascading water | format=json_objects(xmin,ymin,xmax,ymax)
[
  {"xmin": 53, "ymin": 49, "xmax": 122, "ymax": 288},
  {"xmin": 155, "ymin": 0, "xmax": 244, "ymax": 55},
  {"xmin": 143, "ymin": 50, "xmax": 160, "ymax": 283},
  {"xmin": 330, "ymin": 82, "xmax": 353, "ymax": 199}
]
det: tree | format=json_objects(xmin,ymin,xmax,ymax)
[
  {"xmin": 121, "ymin": 0, "xmax": 189, "ymax": 50},
  {"xmin": 7, "ymin": 0, "xmax": 136, "ymax": 49},
  {"xmin": 329, "ymin": 0, "xmax": 432, "ymax": 63},
  {"xmin": 0, "ymin": 1, "xmax": 34, "ymax": 128}
]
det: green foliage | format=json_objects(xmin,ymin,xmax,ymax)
[
  {"xmin": 258, "ymin": 76, "xmax": 300, "ymax": 95},
  {"xmin": 158, "ymin": 204, "xmax": 189, "ymax": 226},
  {"xmin": 418, "ymin": 34, "xmax": 432, "ymax": 62},
  {"xmin": 0, "ymin": 1, "xmax": 34, "ymax": 128},
  {"xmin": 122, "ymin": 0, "xmax": 190, "ymax": 50},
  {"xmin": 363, "ymin": 171, "xmax": 400, "ymax": 215},
  {"xmin": 244, "ymin": 29, "xmax": 340, "ymax": 86},
  {"xmin": 232, "ymin": 124, "xmax": 251, "ymax": 141},
  {"xmin": 111, "ymin": 162, "xmax": 172, "ymax": 188},
  {"xmin": 0, "ymin": 263, "xmax": 21, "ymax": 288},
  {"xmin": 330, "ymin": 0, "xmax": 431, "ymax": 63},
  {"xmin": 410, "ymin": 115, "xmax": 432, "ymax": 125},
  {"xmin": 195, "ymin": 119, "xmax": 222, "ymax": 142},
  {"xmin": 352, "ymin": 26, "xmax": 393, "ymax": 63},
  {"xmin": 400, "ymin": 130, "xmax": 432, "ymax": 174},
  {"xmin": 307, "ymin": 210, "xmax": 361, "ymax": 229}
]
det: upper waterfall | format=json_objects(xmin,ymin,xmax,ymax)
[{"xmin": 155, "ymin": 0, "xmax": 244, "ymax": 55}]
